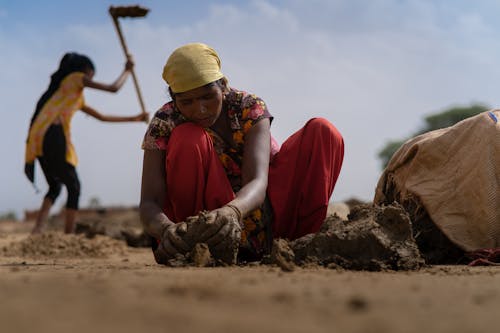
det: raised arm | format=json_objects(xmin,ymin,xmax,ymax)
[
  {"xmin": 80, "ymin": 105, "xmax": 146, "ymax": 122},
  {"xmin": 83, "ymin": 59, "xmax": 134, "ymax": 93}
]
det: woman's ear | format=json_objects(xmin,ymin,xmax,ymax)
[
  {"xmin": 220, "ymin": 77, "xmax": 230, "ymax": 94},
  {"xmin": 83, "ymin": 68, "xmax": 95, "ymax": 80},
  {"xmin": 168, "ymin": 87, "xmax": 176, "ymax": 102}
]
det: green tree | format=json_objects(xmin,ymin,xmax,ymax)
[
  {"xmin": 378, "ymin": 103, "xmax": 489, "ymax": 169},
  {"xmin": 88, "ymin": 196, "xmax": 101, "ymax": 209},
  {"xmin": 0, "ymin": 211, "xmax": 18, "ymax": 221}
]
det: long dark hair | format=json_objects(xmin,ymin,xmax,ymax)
[{"xmin": 29, "ymin": 52, "xmax": 95, "ymax": 127}]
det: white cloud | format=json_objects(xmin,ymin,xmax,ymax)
[{"xmin": 3, "ymin": 1, "xmax": 500, "ymax": 217}]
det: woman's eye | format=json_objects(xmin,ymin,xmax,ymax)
[{"xmin": 179, "ymin": 100, "xmax": 192, "ymax": 106}]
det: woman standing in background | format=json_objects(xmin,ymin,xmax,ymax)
[{"xmin": 25, "ymin": 52, "xmax": 147, "ymax": 234}]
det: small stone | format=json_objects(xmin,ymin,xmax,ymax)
[
  {"xmin": 190, "ymin": 243, "xmax": 213, "ymax": 267},
  {"xmin": 270, "ymin": 239, "xmax": 296, "ymax": 272}
]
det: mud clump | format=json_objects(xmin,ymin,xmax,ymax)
[
  {"xmin": 164, "ymin": 243, "xmax": 215, "ymax": 268},
  {"xmin": 290, "ymin": 203, "xmax": 424, "ymax": 271},
  {"xmin": 162, "ymin": 211, "xmax": 240, "ymax": 267},
  {"xmin": 270, "ymin": 239, "xmax": 296, "ymax": 272},
  {"xmin": 158, "ymin": 204, "xmax": 424, "ymax": 270},
  {"xmin": 2, "ymin": 232, "xmax": 127, "ymax": 259},
  {"xmin": 189, "ymin": 243, "xmax": 213, "ymax": 267},
  {"xmin": 375, "ymin": 184, "xmax": 464, "ymax": 264},
  {"xmin": 184, "ymin": 211, "xmax": 240, "ymax": 265}
]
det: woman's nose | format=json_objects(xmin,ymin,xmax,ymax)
[{"xmin": 197, "ymin": 101, "xmax": 208, "ymax": 114}]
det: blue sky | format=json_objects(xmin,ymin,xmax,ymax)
[{"xmin": 2, "ymin": 0, "xmax": 500, "ymax": 218}]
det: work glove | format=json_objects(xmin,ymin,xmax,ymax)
[{"xmin": 153, "ymin": 222, "xmax": 190, "ymax": 264}]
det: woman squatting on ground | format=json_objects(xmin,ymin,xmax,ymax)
[{"xmin": 140, "ymin": 43, "xmax": 344, "ymax": 263}]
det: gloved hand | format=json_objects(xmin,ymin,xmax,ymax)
[
  {"xmin": 153, "ymin": 222, "xmax": 190, "ymax": 264},
  {"xmin": 198, "ymin": 205, "xmax": 242, "ymax": 248}
]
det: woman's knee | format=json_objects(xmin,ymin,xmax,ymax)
[
  {"xmin": 170, "ymin": 123, "xmax": 207, "ymax": 141},
  {"xmin": 168, "ymin": 123, "xmax": 213, "ymax": 157},
  {"xmin": 45, "ymin": 183, "xmax": 62, "ymax": 202},
  {"xmin": 305, "ymin": 118, "xmax": 344, "ymax": 148},
  {"xmin": 66, "ymin": 180, "xmax": 80, "ymax": 210},
  {"xmin": 62, "ymin": 169, "xmax": 80, "ymax": 210}
]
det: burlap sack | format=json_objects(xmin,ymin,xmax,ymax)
[{"xmin": 374, "ymin": 110, "xmax": 500, "ymax": 252}]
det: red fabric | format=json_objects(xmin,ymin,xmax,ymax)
[
  {"xmin": 163, "ymin": 118, "xmax": 344, "ymax": 241},
  {"xmin": 467, "ymin": 248, "xmax": 500, "ymax": 266},
  {"xmin": 164, "ymin": 123, "xmax": 235, "ymax": 222},
  {"xmin": 268, "ymin": 118, "xmax": 344, "ymax": 240}
]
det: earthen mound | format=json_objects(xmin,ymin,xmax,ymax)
[
  {"xmin": 290, "ymin": 203, "xmax": 425, "ymax": 271},
  {"xmin": 2, "ymin": 232, "xmax": 127, "ymax": 259}
]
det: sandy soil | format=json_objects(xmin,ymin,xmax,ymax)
[{"xmin": 0, "ymin": 220, "xmax": 499, "ymax": 333}]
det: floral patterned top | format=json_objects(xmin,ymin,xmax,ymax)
[{"xmin": 142, "ymin": 88, "xmax": 280, "ymax": 257}]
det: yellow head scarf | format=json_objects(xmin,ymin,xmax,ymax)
[{"xmin": 162, "ymin": 43, "xmax": 224, "ymax": 93}]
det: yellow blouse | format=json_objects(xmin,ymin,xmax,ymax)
[{"xmin": 25, "ymin": 72, "xmax": 85, "ymax": 166}]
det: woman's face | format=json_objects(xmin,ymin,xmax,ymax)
[
  {"xmin": 174, "ymin": 83, "xmax": 224, "ymax": 128},
  {"xmin": 84, "ymin": 68, "xmax": 95, "ymax": 80}
]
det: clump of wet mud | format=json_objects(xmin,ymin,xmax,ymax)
[
  {"xmin": 270, "ymin": 239, "xmax": 296, "ymax": 272},
  {"xmin": 155, "ymin": 204, "xmax": 424, "ymax": 270},
  {"xmin": 190, "ymin": 243, "xmax": 213, "ymax": 267},
  {"xmin": 289, "ymin": 203, "xmax": 425, "ymax": 271},
  {"xmin": 376, "ymin": 186, "xmax": 464, "ymax": 264},
  {"xmin": 2, "ymin": 232, "xmax": 127, "ymax": 259},
  {"xmin": 162, "ymin": 211, "xmax": 240, "ymax": 267},
  {"xmin": 165, "ymin": 243, "xmax": 215, "ymax": 268},
  {"xmin": 185, "ymin": 211, "xmax": 240, "ymax": 265}
]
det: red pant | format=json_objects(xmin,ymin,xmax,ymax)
[{"xmin": 164, "ymin": 118, "xmax": 344, "ymax": 240}]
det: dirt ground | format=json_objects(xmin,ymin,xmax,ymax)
[{"xmin": 0, "ymin": 219, "xmax": 499, "ymax": 333}]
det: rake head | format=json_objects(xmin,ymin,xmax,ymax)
[{"xmin": 109, "ymin": 5, "xmax": 149, "ymax": 19}]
